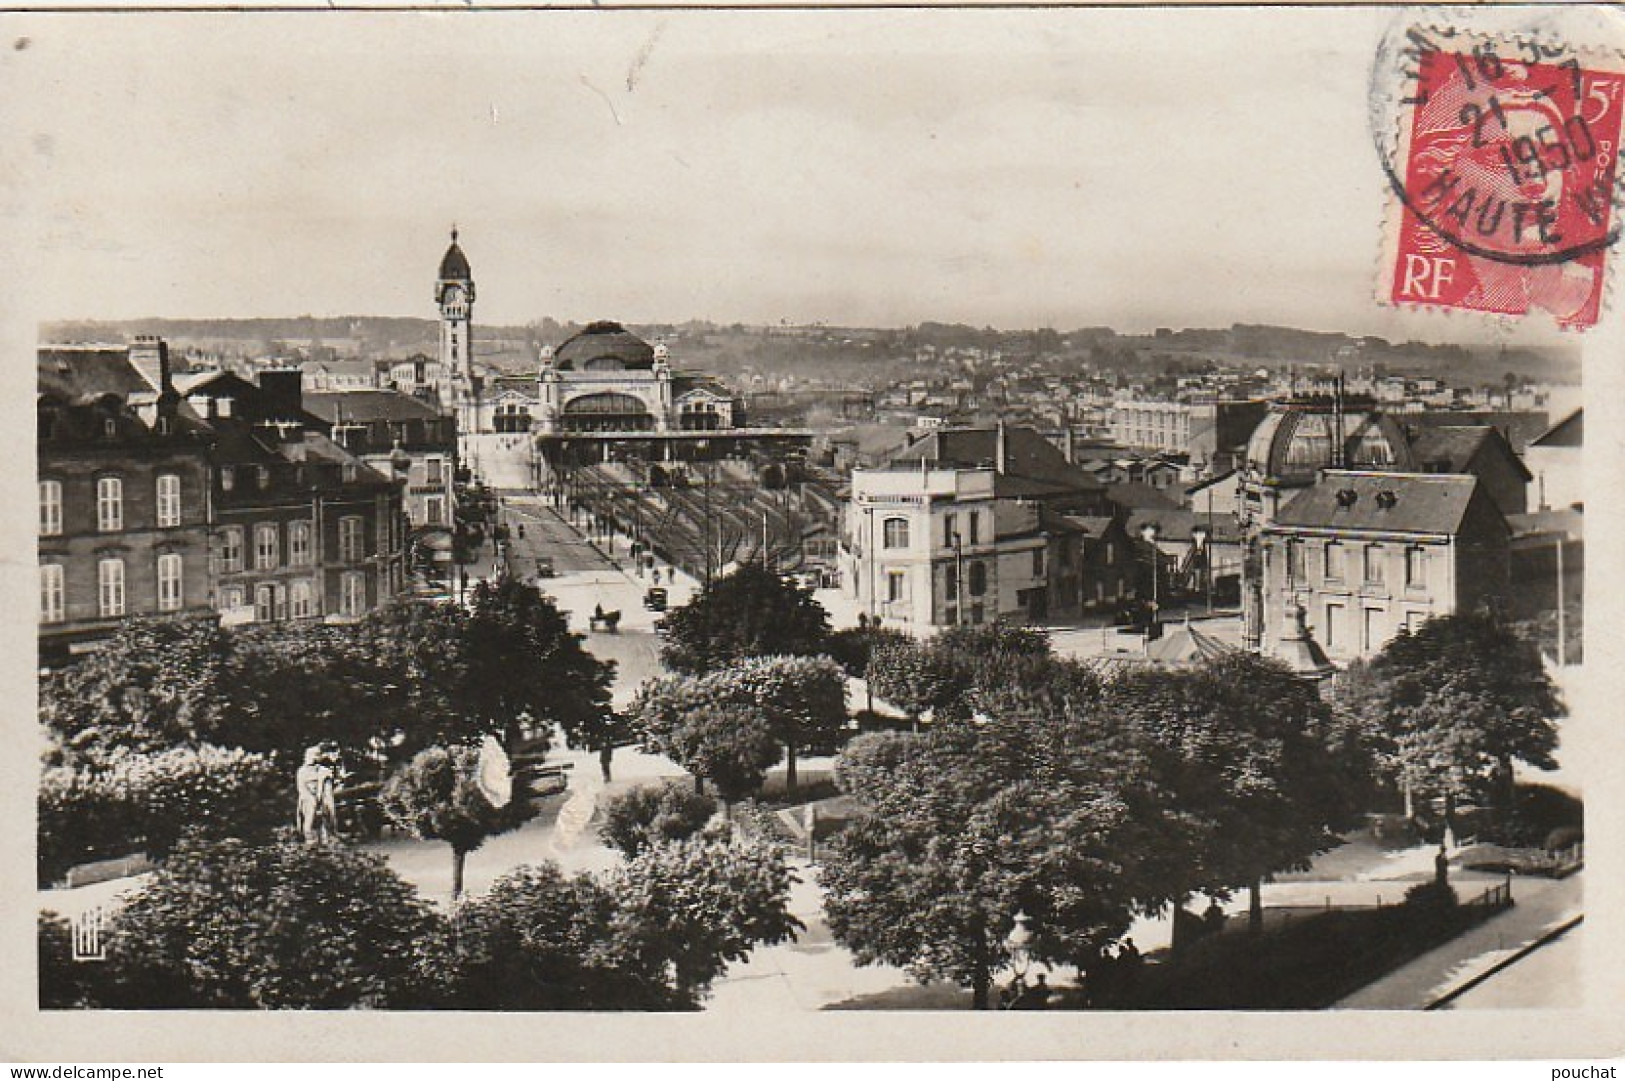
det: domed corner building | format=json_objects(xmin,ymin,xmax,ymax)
[{"xmin": 1237, "ymin": 399, "xmax": 1414, "ymax": 527}]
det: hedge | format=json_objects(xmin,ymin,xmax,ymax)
[{"xmin": 39, "ymin": 745, "xmax": 285, "ymax": 886}]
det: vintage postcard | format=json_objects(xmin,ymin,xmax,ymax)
[{"xmin": 2, "ymin": 2, "xmax": 1623, "ymax": 1064}]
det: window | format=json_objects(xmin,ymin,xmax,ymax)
[
  {"xmin": 340, "ymin": 571, "xmax": 367, "ymax": 617},
  {"xmin": 290, "ymin": 579, "xmax": 317, "ymax": 619},
  {"xmin": 254, "ymin": 523, "xmax": 280, "ymax": 570},
  {"xmin": 426, "ymin": 458, "xmax": 444, "ymax": 485},
  {"xmin": 289, "ymin": 521, "xmax": 313, "ymax": 566},
  {"xmin": 886, "ymin": 570, "xmax": 907, "ymax": 604},
  {"xmin": 339, "ymin": 516, "xmax": 365, "ymax": 563},
  {"xmin": 39, "ymin": 480, "xmax": 62, "ymax": 537},
  {"xmin": 220, "ymin": 466, "xmax": 235, "ymax": 492},
  {"xmin": 255, "ymin": 584, "xmax": 285, "ymax": 623},
  {"xmin": 944, "ymin": 513, "xmax": 958, "ymax": 547},
  {"xmin": 968, "ymin": 511, "xmax": 980, "ymax": 546},
  {"xmin": 1324, "ymin": 602, "xmax": 1343, "ymax": 650},
  {"xmin": 157, "ymin": 553, "xmax": 183, "ymax": 612},
  {"xmin": 220, "ymin": 586, "xmax": 245, "ymax": 612},
  {"xmin": 96, "ymin": 477, "xmax": 123, "ymax": 532},
  {"xmin": 1405, "ymin": 546, "xmax": 1427, "ymax": 588},
  {"xmin": 97, "ymin": 558, "xmax": 125, "ymax": 617},
  {"xmin": 1324, "ymin": 541, "xmax": 1344, "ymax": 581},
  {"xmin": 1363, "ymin": 608, "xmax": 1382, "ymax": 651},
  {"xmin": 1033, "ymin": 547, "xmax": 1045, "ymax": 578},
  {"xmin": 256, "ymin": 466, "xmax": 271, "ymax": 490},
  {"xmin": 156, "ymin": 473, "xmax": 182, "ymax": 528},
  {"xmin": 40, "ymin": 563, "xmax": 64, "ymax": 624},
  {"xmin": 1286, "ymin": 539, "xmax": 1305, "ymax": 582},
  {"xmin": 882, "ymin": 517, "xmax": 910, "ymax": 550},
  {"xmin": 1364, "ymin": 544, "xmax": 1384, "ymax": 585},
  {"xmin": 220, "ymin": 527, "xmax": 244, "ymax": 574},
  {"xmin": 968, "ymin": 560, "xmax": 987, "ymax": 597},
  {"xmin": 425, "ymin": 496, "xmax": 445, "ymax": 526},
  {"xmin": 944, "ymin": 562, "xmax": 959, "ymax": 601}
]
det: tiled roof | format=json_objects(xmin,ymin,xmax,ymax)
[
  {"xmin": 1145, "ymin": 622, "xmax": 1235, "ymax": 664},
  {"xmin": 888, "ymin": 425, "xmax": 1103, "ymax": 492},
  {"xmin": 37, "ymin": 346, "xmax": 148, "ymax": 400},
  {"xmin": 1126, "ymin": 508, "xmax": 1243, "ymax": 543},
  {"xmin": 1271, "ymin": 471, "xmax": 1485, "ymax": 536},
  {"xmin": 1104, "ymin": 482, "xmax": 1181, "ymax": 511},
  {"xmin": 1531, "ymin": 409, "xmax": 1582, "ymax": 449},
  {"xmin": 304, "ymin": 390, "xmax": 444, "ymax": 423}
]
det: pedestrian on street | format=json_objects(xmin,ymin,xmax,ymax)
[{"xmin": 1023, "ymin": 973, "xmax": 1052, "ymax": 1010}]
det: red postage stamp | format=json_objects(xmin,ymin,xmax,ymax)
[{"xmin": 1388, "ymin": 40, "xmax": 1625, "ymax": 328}]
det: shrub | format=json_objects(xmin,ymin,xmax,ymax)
[
  {"xmin": 39, "ymin": 911, "xmax": 91, "ymax": 1009},
  {"xmin": 1402, "ymin": 880, "xmax": 1460, "ymax": 934},
  {"xmin": 1503, "ymin": 784, "xmax": 1583, "ymax": 848},
  {"xmin": 599, "ymin": 782, "xmax": 718, "ymax": 859},
  {"xmin": 37, "ymin": 745, "xmax": 284, "ymax": 886},
  {"xmin": 97, "ymin": 835, "xmax": 442, "ymax": 1009}
]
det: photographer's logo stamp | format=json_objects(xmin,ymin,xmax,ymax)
[{"xmin": 1388, "ymin": 35, "xmax": 1625, "ymax": 328}]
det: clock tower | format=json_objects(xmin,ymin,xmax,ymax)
[{"xmin": 435, "ymin": 227, "xmax": 476, "ymax": 428}]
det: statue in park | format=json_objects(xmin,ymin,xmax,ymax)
[{"xmin": 295, "ymin": 745, "xmax": 339, "ymax": 842}]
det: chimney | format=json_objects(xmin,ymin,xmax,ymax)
[
  {"xmin": 257, "ymin": 368, "xmax": 305, "ymax": 420},
  {"xmin": 995, "ymin": 420, "xmax": 1008, "ymax": 474},
  {"xmin": 128, "ymin": 336, "xmax": 171, "ymax": 394}
]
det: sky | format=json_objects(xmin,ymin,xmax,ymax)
[{"xmin": 0, "ymin": 6, "xmax": 1612, "ymax": 344}]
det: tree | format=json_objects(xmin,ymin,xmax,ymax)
[
  {"xmin": 608, "ymin": 834, "xmax": 803, "ymax": 1004},
  {"xmin": 41, "ymin": 614, "xmax": 234, "ymax": 767},
  {"xmin": 380, "ymin": 744, "xmax": 536, "ymax": 898},
  {"xmin": 658, "ymin": 562, "xmax": 831, "ymax": 675},
  {"xmin": 458, "ymin": 578, "xmax": 616, "ymax": 751},
  {"xmin": 95, "ymin": 835, "xmax": 441, "ymax": 1008},
  {"xmin": 1104, "ymin": 653, "xmax": 1370, "ymax": 932},
  {"xmin": 1344, "ymin": 612, "xmax": 1562, "ymax": 838},
  {"xmin": 822, "ymin": 713, "xmax": 1157, "ymax": 1008},
  {"xmin": 441, "ymin": 863, "xmax": 676, "ymax": 1010},
  {"xmin": 440, "ymin": 833, "xmax": 800, "ymax": 1010},
  {"xmin": 648, "ymin": 703, "xmax": 781, "ymax": 810},
  {"xmin": 226, "ymin": 618, "xmax": 432, "ymax": 769},
  {"xmin": 599, "ymin": 781, "xmax": 719, "ymax": 859},
  {"xmin": 713, "ymin": 655, "xmax": 847, "ymax": 793},
  {"xmin": 864, "ymin": 638, "xmax": 971, "ymax": 727},
  {"xmin": 826, "ymin": 625, "xmax": 912, "ymax": 712}
]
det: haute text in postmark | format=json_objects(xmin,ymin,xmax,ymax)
[{"xmin": 1385, "ymin": 30, "xmax": 1625, "ymax": 328}]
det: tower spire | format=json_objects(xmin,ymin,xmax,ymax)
[{"xmin": 451, "ymin": 223, "xmax": 459, "ymax": 244}]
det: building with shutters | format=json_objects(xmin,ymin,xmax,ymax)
[
  {"xmin": 37, "ymin": 341, "xmax": 215, "ymax": 664},
  {"xmin": 1258, "ymin": 470, "xmax": 1510, "ymax": 663}
]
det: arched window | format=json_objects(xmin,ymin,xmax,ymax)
[{"xmin": 882, "ymin": 517, "xmax": 910, "ymax": 549}]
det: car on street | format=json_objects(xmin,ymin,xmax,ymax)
[
  {"xmin": 643, "ymin": 586, "xmax": 668, "ymax": 611},
  {"xmin": 535, "ymin": 556, "xmax": 557, "ymax": 578}
]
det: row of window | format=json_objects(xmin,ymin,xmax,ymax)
[
  {"xmin": 1282, "ymin": 539, "xmax": 1428, "ymax": 589},
  {"xmin": 40, "ymin": 476, "xmax": 185, "ymax": 536},
  {"xmin": 40, "ymin": 554, "xmax": 186, "ymax": 623},
  {"xmin": 877, "ymin": 510, "xmax": 986, "ymax": 553},
  {"xmin": 219, "ymin": 574, "xmax": 366, "ymax": 621},
  {"xmin": 217, "ymin": 518, "xmax": 368, "ymax": 573},
  {"xmin": 1316, "ymin": 603, "xmax": 1428, "ymax": 652}
]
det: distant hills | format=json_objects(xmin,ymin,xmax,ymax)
[{"xmin": 40, "ymin": 316, "xmax": 1582, "ymax": 386}]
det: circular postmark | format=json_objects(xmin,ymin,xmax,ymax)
[{"xmin": 1368, "ymin": 9, "xmax": 1625, "ymax": 326}]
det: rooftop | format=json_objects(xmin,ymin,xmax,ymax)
[{"xmin": 1270, "ymin": 470, "xmax": 1487, "ymax": 536}]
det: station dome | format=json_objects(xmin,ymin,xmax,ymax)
[
  {"xmin": 438, "ymin": 228, "xmax": 471, "ymax": 281},
  {"xmin": 552, "ymin": 321, "xmax": 656, "ymax": 372}
]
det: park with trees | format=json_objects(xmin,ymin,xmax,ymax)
[{"xmin": 37, "ymin": 554, "xmax": 1573, "ymax": 1011}]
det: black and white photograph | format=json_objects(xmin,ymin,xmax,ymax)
[{"xmin": 4, "ymin": 2, "xmax": 1623, "ymax": 1063}]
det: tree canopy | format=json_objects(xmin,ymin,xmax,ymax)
[
  {"xmin": 380, "ymin": 744, "xmax": 537, "ymax": 898},
  {"xmin": 1342, "ymin": 612, "xmax": 1562, "ymax": 829},
  {"xmin": 658, "ymin": 562, "xmax": 831, "ymax": 675},
  {"xmin": 93, "ymin": 835, "xmax": 440, "ymax": 1009}
]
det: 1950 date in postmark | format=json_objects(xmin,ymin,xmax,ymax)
[{"xmin": 1383, "ymin": 28, "xmax": 1625, "ymax": 328}]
